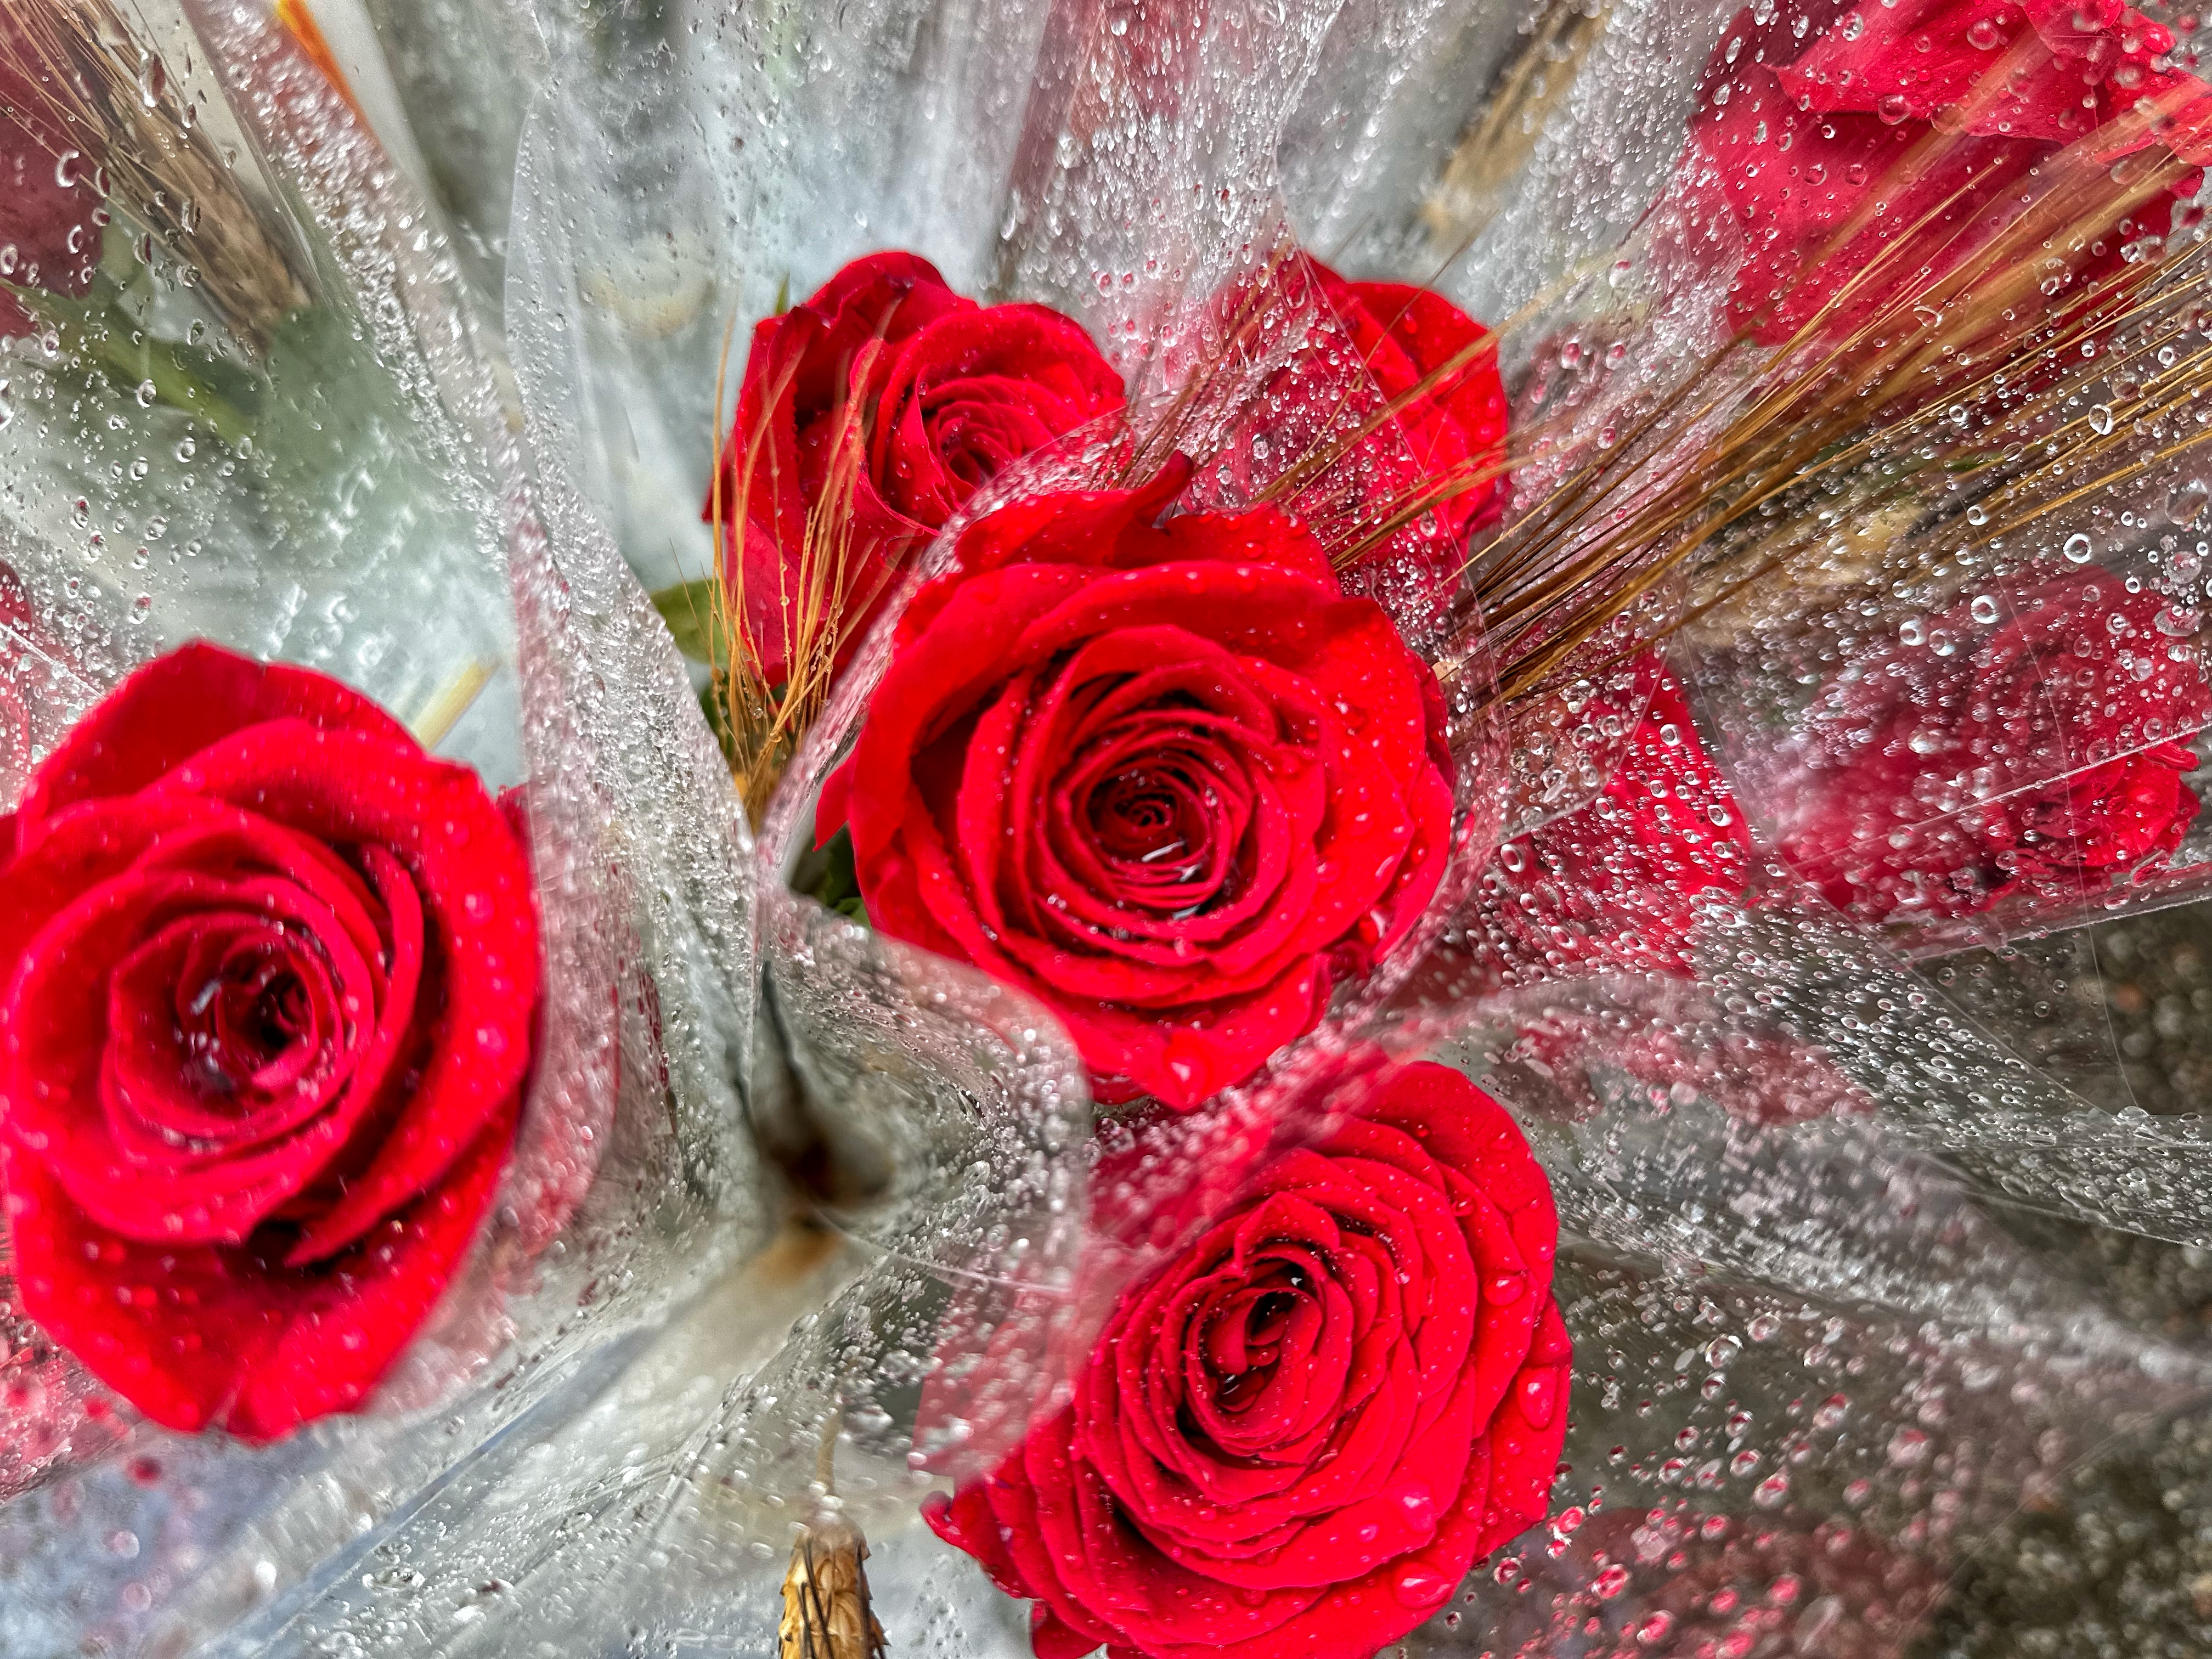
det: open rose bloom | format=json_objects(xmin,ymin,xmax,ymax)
[
  {"xmin": 3, "ymin": 0, "xmax": 2212, "ymax": 1654},
  {"xmin": 0, "ymin": 1, "xmax": 780, "ymax": 1649}
]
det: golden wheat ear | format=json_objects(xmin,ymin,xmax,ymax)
[
  {"xmin": 1446, "ymin": 132, "xmax": 2212, "ymax": 707},
  {"xmin": 778, "ymin": 1515, "xmax": 888, "ymax": 1659},
  {"xmin": 708, "ymin": 293, "xmax": 897, "ymax": 823}
]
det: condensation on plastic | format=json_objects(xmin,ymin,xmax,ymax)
[
  {"xmin": 0, "ymin": 2, "xmax": 780, "ymax": 1653},
  {"xmin": 489, "ymin": 2, "xmax": 2212, "ymax": 1657},
  {"xmin": 6, "ymin": 0, "xmax": 2212, "ymax": 1656},
  {"xmin": 0, "ymin": 0, "xmax": 516, "ymax": 780},
  {"xmin": 1350, "ymin": 949, "xmax": 2211, "ymax": 1655}
]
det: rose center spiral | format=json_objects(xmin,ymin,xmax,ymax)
[
  {"xmin": 1203, "ymin": 1275, "xmax": 1306, "ymax": 1410},
  {"xmin": 173, "ymin": 925, "xmax": 334, "ymax": 1101},
  {"xmin": 1090, "ymin": 767, "xmax": 1194, "ymax": 866}
]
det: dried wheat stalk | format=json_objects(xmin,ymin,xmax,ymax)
[
  {"xmin": 1, "ymin": 0, "xmax": 313, "ymax": 352},
  {"xmin": 1420, "ymin": 0, "xmax": 1611, "ymax": 262},
  {"xmin": 777, "ymin": 1412, "xmax": 887, "ymax": 1659}
]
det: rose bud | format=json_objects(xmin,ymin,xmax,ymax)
[
  {"xmin": 1678, "ymin": 0, "xmax": 2212, "ymax": 343},
  {"xmin": 1301, "ymin": 257, "xmax": 1509, "ymax": 546},
  {"xmin": 0, "ymin": 18, "xmax": 104, "ymax": 338},
  {"xmin": 1474, "ymin": 656, "xmax": 1750, "ymax": 983},
  {"xmin": 1780, "ymin": 567, "xmax": 2211, "ymax": 923}
]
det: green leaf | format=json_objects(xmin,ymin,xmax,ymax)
[
  {"xmin": 791, "ymin": 825, "xmax": 868, "ymax": 928},
  {"xmin": 773, "ymin": 272, "xmax": 792, "ymax": 316},
  {"xmin": 8, "ymin": 273, "xmax": 261, "ymax": 448},
  {"xmin": 652, "ymin": 578, "xmax": 728, "ymax": 668}
]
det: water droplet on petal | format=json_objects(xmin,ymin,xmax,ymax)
[{"xmin": 1392, "ymin": 1563, "xmax": 1455, "ymax": 1607}]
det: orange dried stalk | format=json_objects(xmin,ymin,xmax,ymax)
[{"xmin": 1457, "ymin": 123, "xmax": 2212, "ymax": 704}]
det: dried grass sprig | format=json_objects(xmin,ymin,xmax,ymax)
[
  {"xmin": 0, "ymin": 0, "xmax": 314, "ymax": 353},
  {"xmin": 1458, "ymin": 125, "xmax": 2212, "ymax": 704},
  {"xmin": 706, "ymin": 311, "xmax": 904, "ymax": 823}
]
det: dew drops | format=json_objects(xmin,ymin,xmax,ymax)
[
  {"xmin": 2064, "ymin": 533, "xmax": 2095, "ymax": 563},
  {"xmin": 2169, "ymin": 478, "xmax": 2210, "ymax": 527},
  {"xmin": 2155, "ymin": 605, "xmax": 2200, "ymax": 637},
  {"xmin": 1392, "ymin": 1564, "xmax": 1454, "ymax": 1607}
]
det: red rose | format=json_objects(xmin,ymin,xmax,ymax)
[
  {"xmin": 1779, "ymin": 568, "xmax": 2209, "ymax": 922},
  {"xmin": 1474, "ymin": 657, "xmax": 1750, "ymax": 980},
  {"xmin": 706, "ymin": 252, "xmax": 1125, "ymax": 682},
  {"xmin": 0, "ymin": 20, "xmax": 103, "ymax": 338},
  {"xmin": 1681, "ymin": 0, "xmax": 2212, "ymax": 342},
  {"xmin": 1228, "ymin": 259, "xmax": 1506, "ymax": 607},
  {"xmin": 1309, "ymin": 260, "xmax": 1508, "ymax": 545},
  {"xmin": 924, "ymin": 1061, "xmax": 1570, "ymax": 1659},
  {"xmin": 0, "ymin": 562, "xmax": 45, "ymax": 803},
  {"xmin": 816, "ymin": 463, "xmax": 1457, "ymax": 1110},
  {"xmin": 0, "ymin": 643, "xmax": 539, "ymax": 1439}
]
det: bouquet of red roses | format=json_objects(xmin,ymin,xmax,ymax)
[{"xmin": 2, "ymin": 1, "xmax": 2212, "ymax": 1657}]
